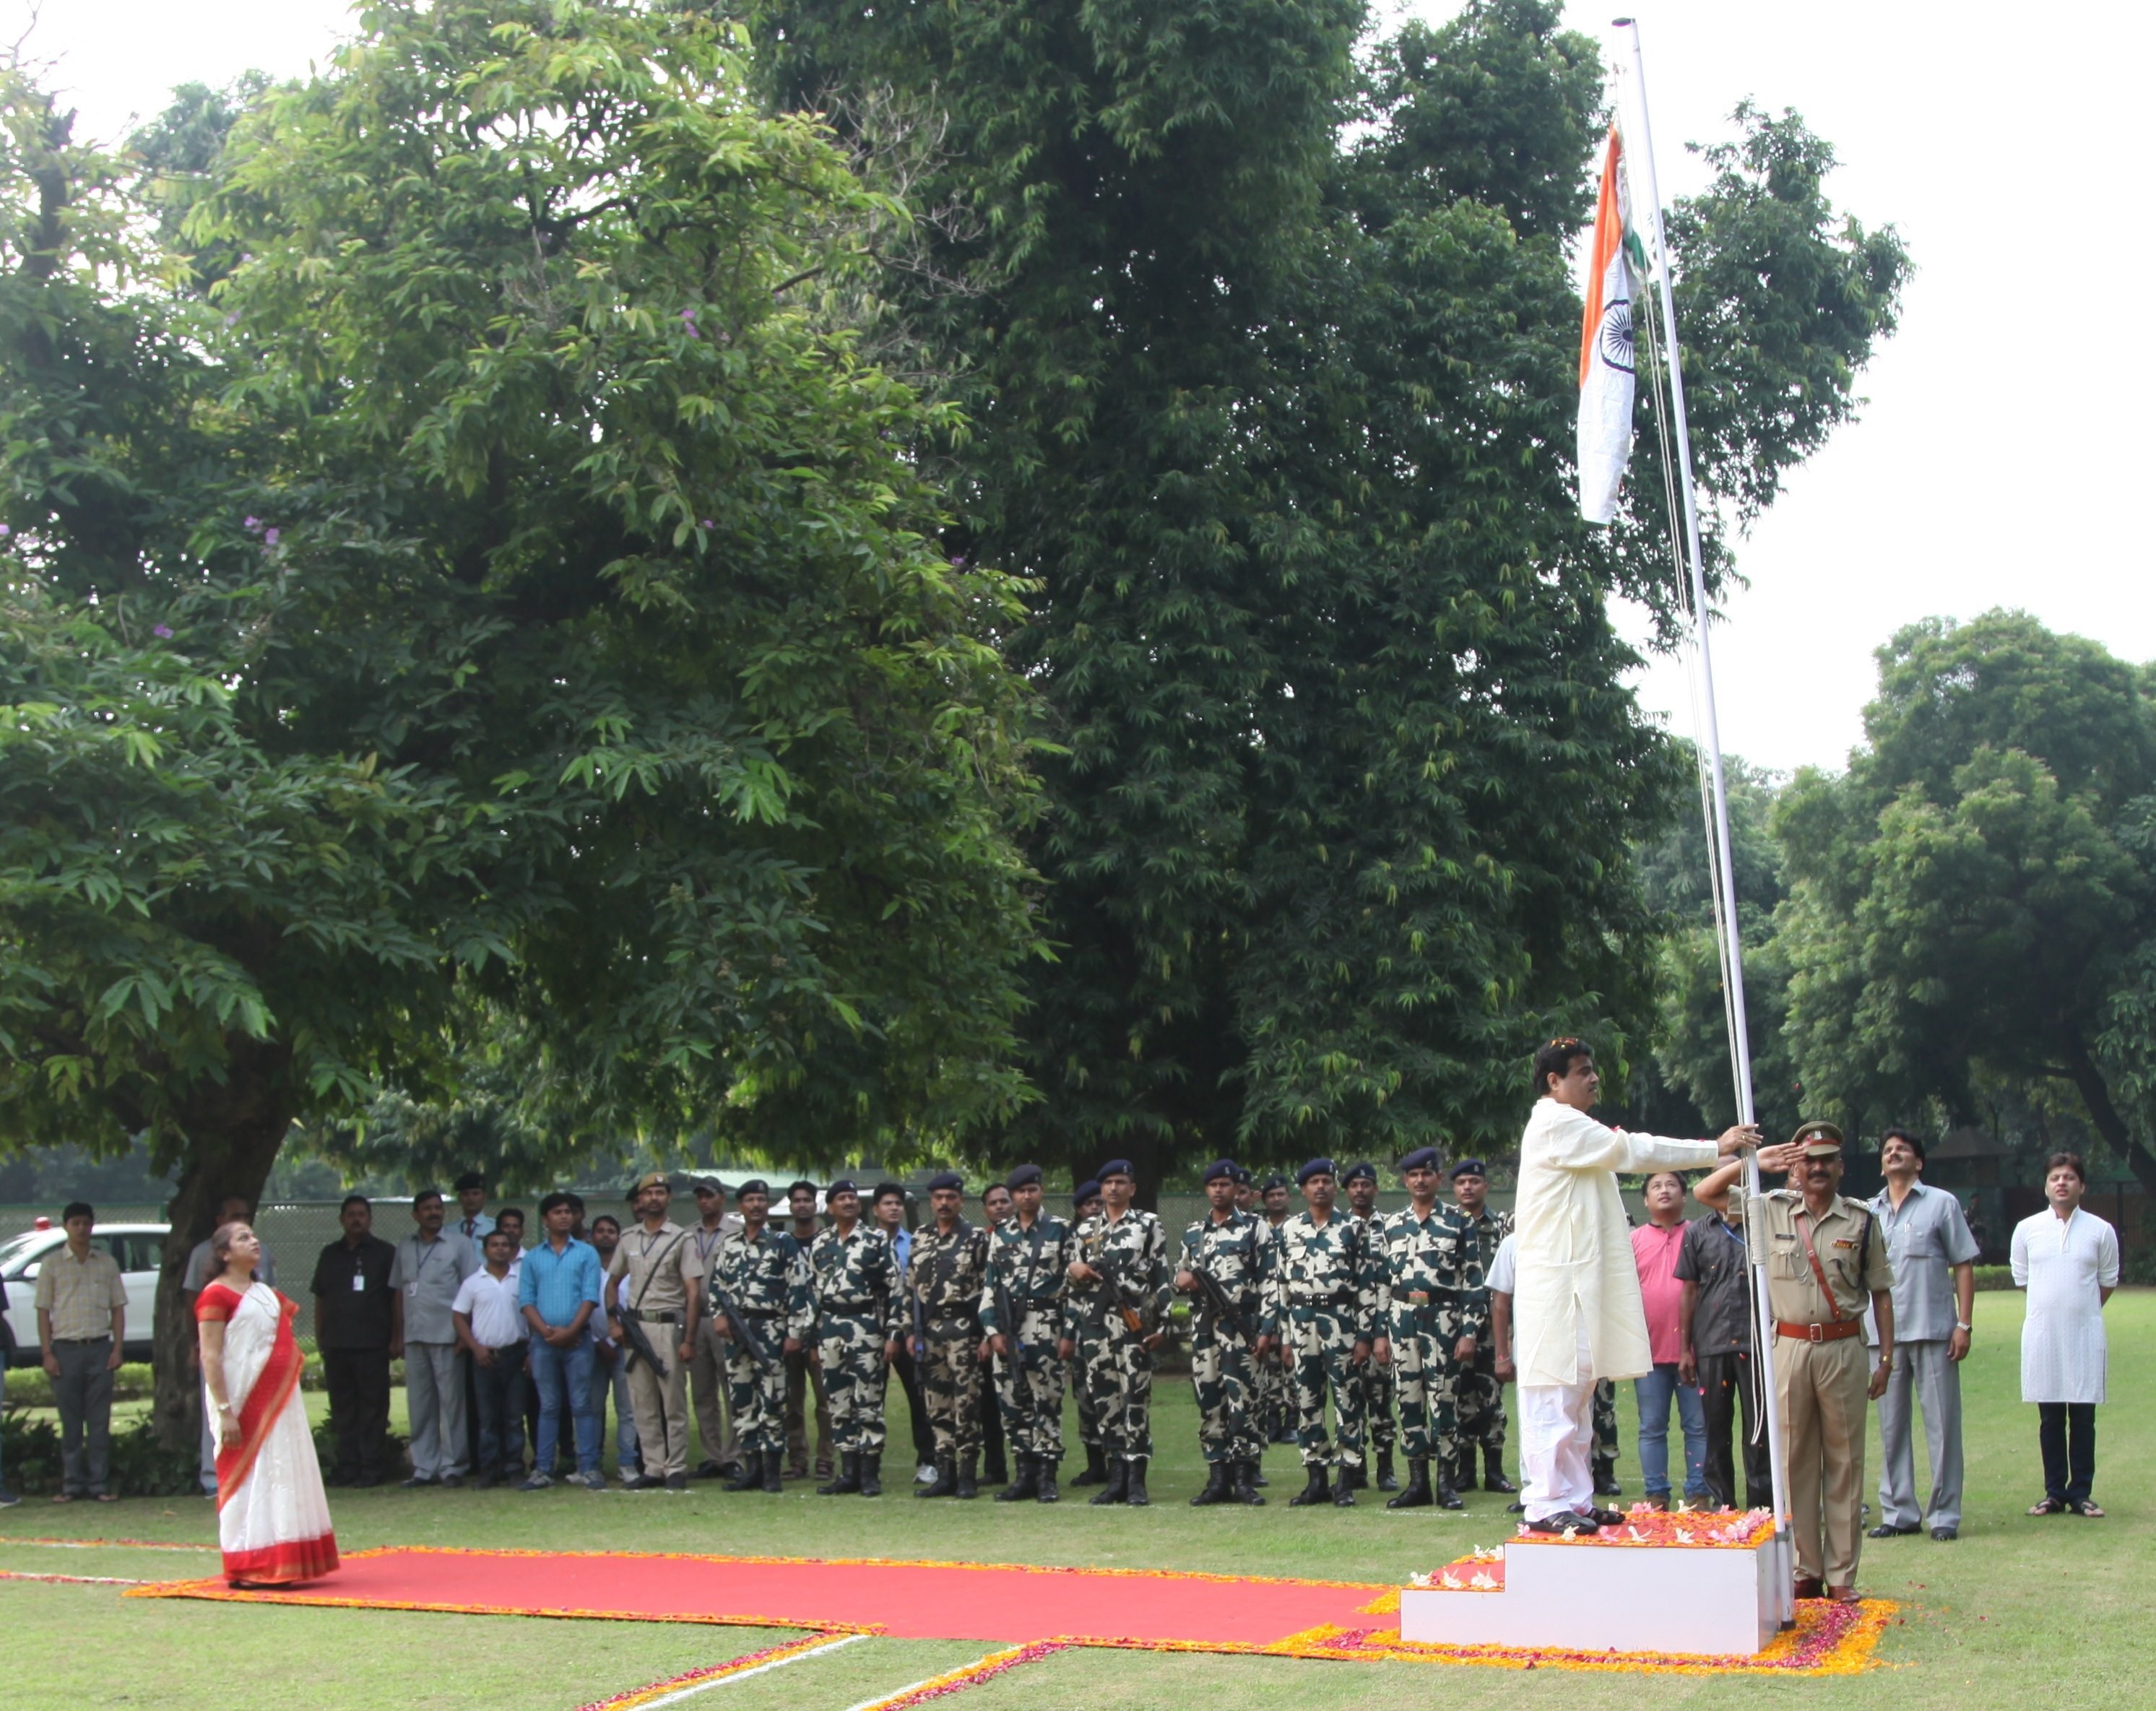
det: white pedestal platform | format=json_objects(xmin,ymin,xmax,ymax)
[{"xmin": 1398, "ymin": 1533, "xmax": 1778, "ymax": 1656}]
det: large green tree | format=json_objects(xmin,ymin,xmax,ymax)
[
  {"xmin": 755, "ymin": 0, "xmax": 1906, "ymax": 1183},
  {"xmin": 1776, "ymin": 610, "xmax": 2156, "ymax": 1192},
  {"xmin": 0, "ymin": 1, "xmax": 1039, "ymax": 1439}
]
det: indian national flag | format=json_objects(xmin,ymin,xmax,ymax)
[{"xmin": 1577, "ymin": 128, "xmax": 1642, "ymax": 525}]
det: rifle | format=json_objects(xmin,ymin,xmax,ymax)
[
  {"xmin": 1086, "ymin": 1221, "xmax": 1149, "ymax": 1335},
  {"xmin": 709, "ymin": 1270, "xmax": 771, "ymax": 1365},
  {"xmin": 616, "ymin": 1308, "xmax": 669, "ymax": 1377},
  {"xmin": 1188, "ymin": 1263, "xmax": 1255, "ymax": 1346}
]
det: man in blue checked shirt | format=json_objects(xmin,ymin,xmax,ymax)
[{"xmin": 518, "ymin": 1191, "xmax": 605, "ymax": 1491}]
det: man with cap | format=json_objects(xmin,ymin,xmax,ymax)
[
  {"xmin": 1447, "ymin": 1158, "xmax": 1517, "ymax": 1493},
  {"xmin": 1341, "ymin": 1162, "xmax": 1398, "ymax": 1492},
  {"xmin": 687, "ymin": 1179, "xmax": 745, "ymax": 1481},
  {"xmin": 780, "ymin": 1180, "xmax": 835, "ymax": 1481},
  {"xmin": 1066, "ymin": 1161, "xmax": 1172, "ymax": 1505},
  {"xmin": 1744, "ymin": 1125, "xmax": 1896, "ymax": 1601},
  {"xmin": 1371, "ymin": 1147, "xmax": 1482, "ymax": 1511},
  {"xmin": 606, "ymin": 1173, "xmax": 704, "ymax": 1491},
  {"xmin": 1252, "ymin": 1173, "xmax": 1296, "ymax": 1446},
  {"xmin": 1259, "ymin": 1159, "xmax": 1378, "ymax": 1507},
  {"xmin": 1063, "ymin": 1179, "xmax": 1109, "ymax": 1485},
  {"xmin": 706, "ymin": 1179, "xmax": 804, "ymax": 1494},
  {"xmin": 978, "ymin": 1165, "xmax": 1075, "ymax": 1502},
  {"xmin": 1512, "ymin": 1039, "xmax": 1757, "ymax": 1535},
  {"xmin": 976, "ymin": 1184, "xmax": 1014, "ymax": 1489},
  {"xmin": 1233, "ymin": 1168, "xmax": 1262, "ymax": 1219},
  {"xmin": 901, "ymin": 1171, "xmax": 993, "ymax": 1498},
  {"xmin": 1177, "ymin": 1161, "xmax": 1268, "ymax": 1506},
  {"xmin": 791, "ymin": 1179, "xmax": 906, "ymax": 1496}
]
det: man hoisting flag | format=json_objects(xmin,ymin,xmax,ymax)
[{"xmin": 1577, "ymin": 128, "xmax": 1642, "ymax": 524}]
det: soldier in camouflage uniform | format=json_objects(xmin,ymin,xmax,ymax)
[
  {"xmin": 1178, "ymin": 1159, "xmax": 1268, "ymax": 1506},
  {"xmin": 1449, "ymin": 1158, "xmax": 1518, "ymax": 1494},
  {"xmin": 789, "ymin": 1178, "xmax": 904, "ymax": 1496},
  {"xmin": 706, "ymin": 1179, "xmax": 804, "ymax": 1494},
  {"xmin": 977, "ymin": 1164, "xmax": 1074, "ymax": 1502},
  {"xmin": 903, "ymin": 1171, "xmax": 992, "ymax": 1499},
  {"xmin": 1255, "ymin": 1173, "xmax": 1296, "ymax": 1446},
  {"xmin": 1065, "ymin": 1159, "xmax": 1172, "ymax": 1507},
  {"xmin": 1260, "ymin": 1158, "xmax": 1377, "ymax": 1508},
  {"xmin": 1342, "ymin": 1161, "xmax": 1398, "ymax": 1491},
  {"xmin": 1373, "ymin": 1148, "xmax": 1484, "ymax": 1510},
  {"xmin": 1064, "ymin": 1179, "xmax": 1109, "ymax": 1486}
]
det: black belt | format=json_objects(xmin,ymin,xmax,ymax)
[
  {"xmin": 629, "ymin": 1309, "xmax": 683, "ymax": 1323},
  {"xmin": 737, "ymin": 1307, "xmax": 782, "ymax": 1319}
]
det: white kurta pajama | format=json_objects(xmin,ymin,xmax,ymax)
[{"xmin": 1512, "ymin": 1099, "xmax": 1719, "ymax": 1520}]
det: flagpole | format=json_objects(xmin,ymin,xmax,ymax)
[{"xmin": 1609, "ymin": 15, "xmax": 1796, "ymax": 1630}]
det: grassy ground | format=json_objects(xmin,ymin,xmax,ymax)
[{"xmin": 1, "ymin": 1289, "xmax": 2149, "ymax": 1709}]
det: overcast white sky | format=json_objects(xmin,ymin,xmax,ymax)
[{"xmin": 14, "ymin": 1, "xmax": 2151, "ymax": 776}]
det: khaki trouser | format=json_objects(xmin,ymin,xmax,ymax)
[
  {"xmin": 625, "ymin": 1327, "xmax": 692, "ymax": 1479},
  {"xmin": 1776, "ymin": 1333, "xmax": 1870, "ymax": 1587},
  {"xmin": 688, "ymin": 1317, "xmax": 741, "ymax": 1470}
]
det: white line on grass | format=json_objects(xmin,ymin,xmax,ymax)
[{"xmin": 636, "ymin": 1634, "xmax": 869, "ymax": 1707}]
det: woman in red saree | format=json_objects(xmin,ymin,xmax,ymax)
[{"xmin": 196, "ymin": 1222, "xmax": 339, "ymax": 1586}]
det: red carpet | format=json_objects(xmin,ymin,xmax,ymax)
[{"xmin": 128, "ymin": 1546, "xmax": 1394, "ymax": 1650}]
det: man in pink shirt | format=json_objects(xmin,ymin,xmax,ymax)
[{"xmin": 1632, "ymin": 1170, "xmax": 1708, "ymax": 1509}]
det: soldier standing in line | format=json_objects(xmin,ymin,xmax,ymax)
[
  {"xmin": 1255, "ymin": 1172, "xmax": 1296, "ymax": 1447},
  {"xmin": 903, "ymin": 1171, "xmax": 993, "ymax": 1499},
  {"xmin": 1065, "ymin": 1179, "xmax": 1110, "ymax": 1486},
  {"xmin": 779, "ymin": 1180, "xmax": 834, "ymax": 1482},
  {"xmin": 686, "ymin": 1179, "xmax": 744, "ymax": 1482},
  {"xmin": 606, "ymin": 1173, "xmax": 703, "ymax": 1492},
  {"xmin": 977, "ymin": 1182, "xmax": 1015, "ymax": 1489},
  {"xmin": 978, "ymin": 1165, "xmax": 1074, "ymax": 1502},
  {"xmin": 1067, "ymin": 1160, "xmax": 1172, "ymax": 1507},
  {"xmin": 1233, "ymin": 1169, "xmax": 1263, "ymax": 1218},
  {"xmin": 706, "ymin": 1179, "xmax": 802, "ymax": 1494},
  {"xmin": 1341, "ymin": 1162, "xmax": 1398, "ymax": 1492},
  {"xmin": 1178, "ymin": 1160, "xmax": 1268, "ymax": 1506},
  {"xmin": 1372, "ymin": 1148, "xmax": 1481, "ymax": 1511},
  {"xmin": 791, "ymin": 1178, "xmax": 905, "ymax": 1497},
  {"xmin": 1448, "ymin": 1159, "xmax": 1518, "ymax": 1495},
  {"xmin": 1260, "ymin": 1159, "xmax": 1377, "ymax": 1508}
]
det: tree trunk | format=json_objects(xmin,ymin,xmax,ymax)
[
  {"xmin": 2058, "ymin": 1033, "xmax": 2156, "ymax": 1200},
  {"xmin": 151, "ymin": 1040, "xmax": 296, "ymax": 1452}
]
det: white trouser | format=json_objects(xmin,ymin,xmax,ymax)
[{"xmin": 1519, "ymin": 1323, "xmax": 1596, "ymax": 1522}]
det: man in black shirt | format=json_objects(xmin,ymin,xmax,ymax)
[
  {"xmin": 1676, "ymin": 1192, "xmax": 1770, "ymax": 1510},
  {"xmin": 311, "ymin": 1195, "xmax": 399, "ymax": 1486}
]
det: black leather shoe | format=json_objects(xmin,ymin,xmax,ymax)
[
  {"xmin": 857, "ymin": 1452, "xmax": 883, "ymax": 1497},
  {"xmin": 1526, "ymin": 1511, "xmax": 1600, "ymax": 1535},
  {"xmin": 1376, "ymin": 1450, "xmax": 1398, "ymax": 1492},
  {"xmin": 1483, "ymin": 1470, "xmax": 1518, "ymax": 1494},
  {"xmin": 1231, "ymin": 1460, "xmax": 1266, "ymax": 1505},
  {"xmin": 1593, "ymin": 1473, "xmax": 1623, "ymax": 1496},
  {"xmin": 997, "ymin": 1455, "xmax": 1039, "ymax": 1502},
  {"xmin": 1034, "ymin": 1459, "xmax": 1060, "ymax": 1503},
  {"xmin": 1125, "ymin": 1457, "xmax": 1150, "ymax": 1506},
  {"xmin": 817, "ymin": 1452, "xmax": 860, "ymax": 1496},
  {"xmin": 724, "ymin": 1452, "xmax": 763, "ymax": 1492},
  {"xmin": 1088, "ymin": 1459, "xmax": 1130, "ymax": 1506},
  {"xmin": 954, "ymin": 1452, "xmax": 979, "ymax": 1499},
  {"xmin": 1190, "ymin": 1463, "xmax": 1231, "ymax": 1507},
  {"xmin": 760, "ymin": 1455, "xmax": 784, "ymax": 1494},
  {"xmin": 1931, "ymin": 1525, "xmax": 1957, "ymax": 1541},
  {"xmin": 1386, "ymin": 1458, "xmax": 1433, "ymax": 1510},
  {"xmin": 1332, "ymin": 1476, "xmax": 1356, "ymax": 1507},
  {"xmin": 1866, "ymin": 1522, "xmax": 1921, "ymax": 1538},
  {"xmin": 1071, "ymin": 1444, "xmax": 1109, "ymax": 1486},
  {"xmin": 1434, "ymin": 1469, "xmax": 1466, "ymax": 1511},
  {"xmin": 917, "ymin": 1456, "xmax": 958, "ymax": 1499},
  {"xmin": 1288, "ymin": 1465, "xmax": 1332, "ymax": 1507}
]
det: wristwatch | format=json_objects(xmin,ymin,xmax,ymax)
[{"xmin": 1954, "ymin": 1320, "xmax": 1972, "ymax": 1333}]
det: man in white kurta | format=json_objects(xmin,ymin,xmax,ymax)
[{"xmin": 1512, "ymin": 1039, "xmax": 1754, "ymax": 1529}]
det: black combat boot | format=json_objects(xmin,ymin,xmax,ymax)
[
  {"xmin": 1125, "ymin": 1457, "xmax": 1150, "ymax": 1507},
  {"xmin": 1190, "ymin": 1461, "xmax": 1231, "ymax": 1507},
  {"xmin": 760, "ymin": 1451, "xmax": 784, "ymax": 1494},
  {"xmin": 1435, "ymin": 1462, "xmax": 1466, "ymax": 1510},
  {"xmin": 956, "ymin": 1452, "xmax": 979, "ymax": 1499},
  {"xmin": 725, "ymin": 1451, "xmax": 763, "ymax": 1492},
  {"xmin": 857, "ymin": 1452, "xmax": 883, "ymax": 1496},
  {"xmin": 1377, "ymin": 1449, "xmax": 1399, "ymax": 1492},
  {"xmin": 818, "ymin": 1452, "xmax": 860, "ymax": 1496},
  {"xmin": 983, "ymin": 1443, "xmax": 1008, "ymax": 1486},
  {"xmin": 996, "ymin": 1454, "xmax": 1038, "ymax": 1502},
  {"xmin": 1231, "ymin": 1460, "xmax": 1267, "ymax": 1505},
  {"xmin": 1332, "ymin": 1470, "xmax": 1356, "ymax": 1507},
  {"xmin": 1386, "ymin": 1457, "xmax": 1434, "ymax": 1510},
  {"xmin": 1035, "ymin": 1458, "xmax": 1060, "ymax": 1503},
  {"xmin": 1088, "ymin": 1458, "xmax": 1130, "ymax": 1505},
  {"xmin": 1342, "ymin": 1460, "xmax": 1368, "ymax": 1491},
  {"xmin": 1072, "ymin": 1442, "xmax": 1109, "ymax": 1486},
  {"xmin": 1288, "ymin": 1464, "xmax": 1331, "ymax": 1507},
  {"xmin": 917, "ymin": 1455, "xmax": 958, "ymax": 1498},
  {"xmin": 1484, "ymin": 1446, "xmax": 1518, "ymax": 1493}
]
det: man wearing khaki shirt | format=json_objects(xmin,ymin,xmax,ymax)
[
  {"xmin": 35, "ymin": 1203, "xmax": 127, "ymax": 1502},
  {"xmin": 389, "ymin": 1189, "xmax": 480, "ymax": 1486},
  {"xmin": 607, "ymin": 1174, "xmax": 703, "ymax": 1490}
]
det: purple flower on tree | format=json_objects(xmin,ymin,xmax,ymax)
[
  {"xmin": 243, "ymin": 516, "xmax": 261, "ymax": 532},
  {"xmin": 264, "ymin": 527, "xmax": 280, "ymax": 547},
  {"xmin": 153, "ymin": 624, "xmax": 174, "ymax": 638},
  {"xmin": 680, "ymin": 308, "xmax": 701, "ymax": 338}
]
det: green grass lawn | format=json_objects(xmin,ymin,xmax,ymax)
[{"xmin": 2, "ymin": 1288, "xmax": 2150, "ymax": 1709}]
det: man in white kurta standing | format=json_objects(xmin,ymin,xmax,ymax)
[
  {"xmin": 2012, "ymin": 1151, "xmax": 2118, "ymax": 1518},
  {"xmin": 1512, "ymin": 1038, "xmax": 1757, "ymax": 1533}
]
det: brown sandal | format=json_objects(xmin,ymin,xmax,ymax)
[
  {"xmin": 2069, "ymin": 1499, "xmax": 2105, "ymax": 1517},
  {"xmin": 2027, "ymin": 1497, "xmax": 2068, "ymax": 1515}
]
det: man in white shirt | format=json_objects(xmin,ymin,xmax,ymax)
[
  {"xmin": 2012, "ymin": 1151, "xmax": 2119, "ymax": 1517},
  {"xmin": 454, "ymin": 1230, "xmax": 529, "ymax": 1486},
  {"xmin": 1510, "ymin": 1037, "xmax": 1754, "ymax": 1533}
]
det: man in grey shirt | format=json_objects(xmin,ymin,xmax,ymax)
[
  {"xmin": 181, "ymin": 1195, "xmax": 274, "ymax": 1496},
  {"xmin": 1866, "ymin": 1129, "xmax": 1980, "ymax": 1541},
  {"xmin": 389, "ymin": 1189, "xmax": 480, "ymax": 1486}
]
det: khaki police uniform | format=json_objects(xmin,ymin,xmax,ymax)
[
  {"xmin": 608, "ymin": 1207, "xmax": 703, "ymax": 1481},
  {"xmin": 1760, "ymin": 1168, "xmax": 1894, "ymax": 1592}
]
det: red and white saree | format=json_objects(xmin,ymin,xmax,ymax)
[{"xmin": 196, "ymin": 1281, "xmax": 339, "ymax": 1585}]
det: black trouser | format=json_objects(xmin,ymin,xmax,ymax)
[
  {"xmin": 1698, "ymin": 1349, "xmax": 1772, "ymax": 1509},
  {"xmin": 53, "ymin": 1338, "xmax": 116, "ymax": 1496},
  {"xmin": 323, "ymin": 1347, "xmax": 392, "ymax": 1481},
  {"xmin": 891, "ymin": 1345, "xmax": 934, "ymax": 1466},
  {"xmin": 2038, "ymin": 1402, "xmax": 2096, "ymax": 1504},
  {"xmin": 979, "ymin": 1356, "xmax": 1006, "ymax": 1470},
  {"xmin": 471, "ymin": 1343, "xmax": 529, "ymax": 1480}
]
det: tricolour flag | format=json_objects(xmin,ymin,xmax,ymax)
[{"xmin": 1577, "ymin": 128, "xmax": 1641, "ymax": 525}]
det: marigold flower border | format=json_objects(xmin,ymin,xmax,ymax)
[{"xmin": 571, "ymin": 1632, "xmax": 855, "ymax": 1711}]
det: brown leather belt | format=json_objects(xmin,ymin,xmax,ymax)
[{"xmin": 1776, "ymin": 1319, "xmax": 1862, "ymax": 1344}]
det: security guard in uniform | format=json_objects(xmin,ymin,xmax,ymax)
[
  {"xmin": 904, "ymin": 1170, "xmax": 992, "ymax": 1499},
  {"xmin": 1342, "ymin": 1161, "xmax": 1398, "ymax": 1491},
  {"xmin": 1177, "ymin": 1159, "xmax": 1268, "ymax": 1506},
  {"xmin": 606, "ymin": 1173, "xmax": 703, "ymax": 1491},
  {"xmin": 1759, "ymin": 1123, "xmax": 1896, "ymax": 1602}
]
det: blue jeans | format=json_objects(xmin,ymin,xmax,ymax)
[
  {"xmin": 527, "ymin": 1337, "xmax": 599, "ymax": 1476},
  {"xmin": 1635, "ymin": 1362, "xmax": 1708, "ymax": 1499}
]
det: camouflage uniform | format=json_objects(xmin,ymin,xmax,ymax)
[
  {"xmin": 1372, "ymin": 1204, "xmax": 1487, "ymax": 1473},
  {"xmin": 978, "ymin": 1213, "xmax": 1075, "ymax": 1460},
  {"xmin": 792, "ymin": 1224, "xmax": 904, "ymax": 1458},
  {"xmin": 1263, "ymin": 1212, "xmax": 1378, "ymax": 1472},
  {"xmin": 1179, "ymin": 1210, "xmax": 1268, "ymax": 1468},
  {"xmin": 904, "ymin": 1219, "xmax": 992, "ymax": 1466},
  {"xmin": 707, "ymin": 1225, "xmax": 804, "ymax": 1460},
  {"xmin": 1350, "ymin": 1209, "xmax": 1398, "ymax": 1467},
  {"xmin": 1453, "ymin": 1205, "xmax": 1513, "ymax": 1470},
  {"xmin": 1066, "ymin": 1209, "xmax": 1172, "ymax": 1463},
  {"xmin": 1255, "ymin": 1218, "xmax": 1296, "ymax": 1441}
]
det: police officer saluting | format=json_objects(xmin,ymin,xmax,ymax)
[
  {"xmin": 706, "ymin": 1179, "xmax": 802, "ymax": 1494},
  {"xmin": 1177, "ymin": 1161, "xmax": 1268, "ymax": 1507},
  {"xmin": 904, "ymin": 1171, "xmax": 992, "ymax": 1499},
  {"xmin": 978, "ymin": 1165, "xmax": 1075, "ymax": 1502},
  {"xmin": 607, "ymin": 1173, "xmax": 703, "ymax": 1491}
]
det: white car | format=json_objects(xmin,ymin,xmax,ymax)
[{"xmin": 0, "ymin": 1223, "xmax": 168, "ymax": 1366}]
